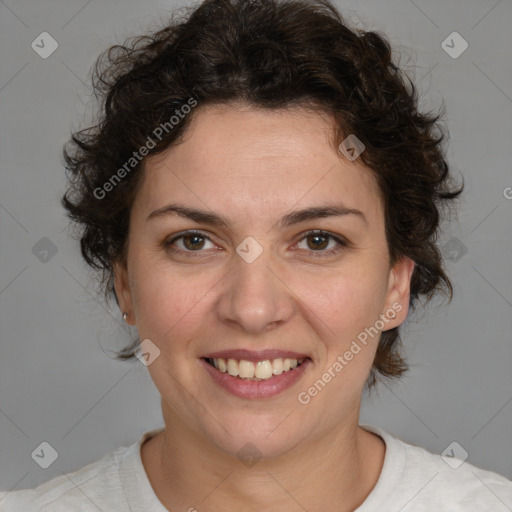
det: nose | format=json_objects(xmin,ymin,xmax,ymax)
[{"xmin": 216, "ymin": 242, "xmax": 295, "ymax": 335}]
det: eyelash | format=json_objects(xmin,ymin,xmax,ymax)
[{"xmin": 163, "ymin": 229, "xmax": 348, "ymax": 258}]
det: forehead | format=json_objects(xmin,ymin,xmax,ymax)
[{"xmin": 134, "ymin": 104, "xmax": 383, "ymax": 227}]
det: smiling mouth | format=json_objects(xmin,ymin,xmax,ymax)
[{"xmin": 204, "ymin": 357, "xmax": 308, "ymax": 381}]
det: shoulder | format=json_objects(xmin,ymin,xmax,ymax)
[
  {"xmin": 361, "ymin": 424, "xmax": 512, "ymax": 511},
  {"xmin": 404, "ymin": 440, "xmax": 512, "ymax": 509},
  {"xmin": 0, "ymin": 444, "xmax": 130, "ymax": 512}
]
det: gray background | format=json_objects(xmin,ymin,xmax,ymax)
[{"xmin": 1, "ymin": 0, "xmax": 511, "ymax": 495}]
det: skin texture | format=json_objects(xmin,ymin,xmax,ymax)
[{"xmin": 114, "ymin": 104, "xmax": 415, "ymax": 512}]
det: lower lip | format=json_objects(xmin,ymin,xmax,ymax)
[{"xmin": 201, "ymin": 358, "xmax": 312, "ymax": 399}]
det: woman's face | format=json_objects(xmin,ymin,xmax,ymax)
[{"xmin": 115, "ymin": 104, "xmax": 414, "ymax": 457}]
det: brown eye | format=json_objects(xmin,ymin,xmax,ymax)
[
  {"xmin": 182, "ymin": 233, "xmax": 206, "ymax": 251},
  {"xmin": 296, "ymin": 230, "xmax": 348, "ymax": 256},
  {"xmin": 164, "ymin": 231, "xmax": 216, "ymax": 255},
  {"xmin": 306, "ymin": 233, "xmax": 329, "ymax": 250}
]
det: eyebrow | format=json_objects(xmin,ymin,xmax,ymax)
[{"xmin": 146, "ymin": 202, "xmax": 367, "ymax": 228}]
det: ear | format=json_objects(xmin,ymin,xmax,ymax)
[
  {"xmin": 113, "ymin": 260, "xmax": 135, "ymax": 325},
  {"xmin": 382, "ymin": 256, "xmax": 415, "ymax": 329}
]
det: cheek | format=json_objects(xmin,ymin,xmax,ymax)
[
  {"xmin": 129, "ymin": 256, "xmax": 216, "ymax": 344},
  {"xmin": 300, "ymin": 265, "xmax": 389, "ymax": 339}
]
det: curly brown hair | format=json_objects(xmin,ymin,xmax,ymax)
[{"xmin": 61, "ymin": 0, "xmax": 462, "ymax": 387}]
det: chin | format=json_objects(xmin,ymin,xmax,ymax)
[{"xmin": 203, "ymin": 411, "xmax": 306, "ymax": 461}]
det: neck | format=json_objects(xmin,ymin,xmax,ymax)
[{"xmin": 141, "ymin": 404, "xmax": 385, "ymax": 512}]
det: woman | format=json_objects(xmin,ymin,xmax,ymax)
[{"xmin": 2, "ymin": 0, "xmax": 511, "ymax": 510}]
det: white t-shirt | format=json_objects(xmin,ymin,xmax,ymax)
[{"xmin": 1, "ymin": 424, "xmax": 511, "ymax": 511}]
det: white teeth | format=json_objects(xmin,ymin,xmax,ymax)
[
  {"xmin": 218, "ymin": 358, "xmax": 227, "ymax": 372},
  {"xmin": 227, "ymin": 358, "xmax": 239, "ymax": 377},
  {"xmin": 209, "ymin": 357, "xmax": 306, "ymax": 381},
  {"xmin": 255, "ymin": 360, "xmax": 273, "ymax": 379},
  {"xmin": 272, "ymin": 358, "xmax": 283, "ymax": 375},
  {"xmin": 238, "ymin": 360, "xmax": 255, "ymax": 378}
]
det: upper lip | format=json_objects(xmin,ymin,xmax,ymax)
[{"xmin": 202, "ymin": 349, "xmax": 310, "ymax": 362}]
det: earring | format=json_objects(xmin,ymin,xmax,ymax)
[
  {"xmin": 123, "ymin": 312, "xmax": 128, "ymax": 322},
  {"xmin": 388, "ymin": 311, "xmax": 396, "ymax": 319}
]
